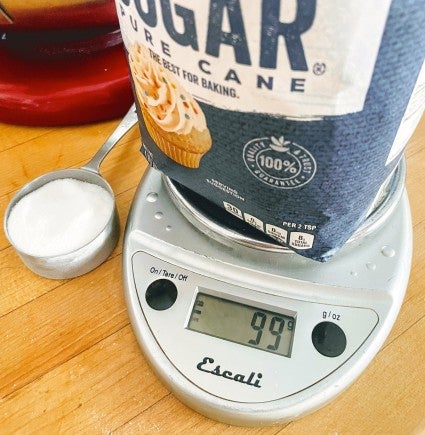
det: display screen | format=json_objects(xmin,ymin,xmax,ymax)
[{"xmin": 187, "ymin": 292, "xmax": 296, "ymax": 357}]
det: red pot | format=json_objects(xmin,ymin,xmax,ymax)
[{"xmin": 0, "ymin": 1, "xmax": 133, "ymax": 126}]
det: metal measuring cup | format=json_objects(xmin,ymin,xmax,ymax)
[{"xmin": 4, "ymin": 104, "xmax": 138, "ymax": 279}]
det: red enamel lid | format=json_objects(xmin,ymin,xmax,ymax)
[
  {"xmin": 0, "ymin": 40, "xmax": 133, "ymax": 126},
  {"xmin": 0, "ymin": 2, "xmax": 134, "ymax": 126}
]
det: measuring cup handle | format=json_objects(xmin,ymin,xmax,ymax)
[{"xmin": 81, "ymin": 103, "xmax": 138, "ymax": 174}]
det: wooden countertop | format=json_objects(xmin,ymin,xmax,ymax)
[{"xmin": 1, "ymin": 113, "xmax": 424, "ymax": 434}]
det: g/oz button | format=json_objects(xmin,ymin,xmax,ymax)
[{"xmin": 312, "ymin": 321, "xmax": 347, "ymax": 357}]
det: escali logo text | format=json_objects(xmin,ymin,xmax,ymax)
[
  {"xmin": 197, "ymin": 356, "xmax": 262, "ymax": 388},
  {"xmin": 243, "ymin": 135, "xmax": 316, "ymax": 189}
]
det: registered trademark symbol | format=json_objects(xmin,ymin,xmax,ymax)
[{"xmin": 313, "ymin": 62, "xmax": 326, "ymax": 75}]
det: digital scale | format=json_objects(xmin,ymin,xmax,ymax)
[{"xmin": 122, "ymin": 161, "xmax": 412, "ymax": 426}]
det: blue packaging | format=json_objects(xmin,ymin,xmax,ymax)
[{"xmin": 116, "ymin": 0, "xmax": 425, "ymax": 261}]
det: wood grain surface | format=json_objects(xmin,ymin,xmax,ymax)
[{"xmin": 0, "ymin": 114, "xmax": 424, "ymax": 434}]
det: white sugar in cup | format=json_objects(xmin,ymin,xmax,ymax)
[
  {"xmin": 4, "ymin": 104, "xmax": 138, "ymax": 279},
  {"xmin": 7, "ymin": 179, "xmax": 114, "ymax": 257},
  {"xmin": 4, "ymin": 168, "xmax": 120, "ymax": 279}
]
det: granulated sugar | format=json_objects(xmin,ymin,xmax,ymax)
[{"xmin": 7, "ymin": 178, "xmax": 114, "ymax": 257}]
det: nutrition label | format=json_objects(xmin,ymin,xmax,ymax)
[
  {"xmin": 266, "ymin": 224, "xmax": 288, "ymax": 244},
  {"xmin": 289, "ymin": 232, "xmax": 315, "ymax": 250},
  {"xmin": 223, "ymin": 202, "xmax": 315, "ymax": 250},
  {"xmin": 244, "ymin": 213, "xmax": 263, "ymax": 231},
  {"xmin": 223, "ymin": 202, "xmax": 243, "ymax": 220}
]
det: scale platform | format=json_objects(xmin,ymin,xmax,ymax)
[{"xmin": 122, "ymin": 165, "xmax": 412, "ymax": 426}]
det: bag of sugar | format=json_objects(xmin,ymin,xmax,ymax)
[{"xmin": 116, "ymin": 0, "xmax": 424, "ymax": 261}]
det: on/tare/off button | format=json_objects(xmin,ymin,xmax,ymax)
[
  {"xmin": 312, "ymin": 321, "xmax": 347, "ymax": 357},
  {"xmin": 145, "ymin": 279, "xmax": 178, "ymax": 311}
]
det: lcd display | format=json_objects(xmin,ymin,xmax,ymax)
[{"xmin": 187, "ymin": 292, "xmax": 296, "ymax": 357}]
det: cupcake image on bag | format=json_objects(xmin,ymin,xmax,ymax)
[{"xmin": 129, "ymin": 42, "xmax": 212, "ymax": 168}]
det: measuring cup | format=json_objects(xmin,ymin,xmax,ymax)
[{"xmin": 4, "ymin": 104, "xmax": 138, "ymax": 279}]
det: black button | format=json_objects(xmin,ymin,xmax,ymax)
[
  {"xmin": 312, "ymin": 321, "xmax": 347, "ymax": 357},
  {"xmin": 145, "ymin": 279, "xmax": 178, "ymax": 310}
]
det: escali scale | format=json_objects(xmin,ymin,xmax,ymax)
[{"xmin": 122, "ymin": 159, "xmax": 411, "ymax": 426}]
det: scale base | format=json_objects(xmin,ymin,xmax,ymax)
[{"xmin": 123, "ymin": 167, "xmax": 412, "ymax": 426}]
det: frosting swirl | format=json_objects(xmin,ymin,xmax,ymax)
[{"xmin": 129, "ymin": 43, "xmax": 207, "ymax": 135}]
